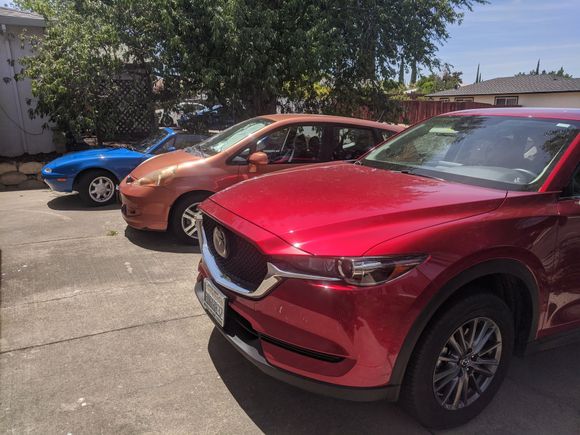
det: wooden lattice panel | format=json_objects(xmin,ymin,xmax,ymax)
[{"xmin": 97, "ymin": 69, "xmax": 155, "ymax": 141}]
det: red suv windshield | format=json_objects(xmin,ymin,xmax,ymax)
[{"xmin": 362, "ymin": 115, "xmax": 580, "ymax": 191}]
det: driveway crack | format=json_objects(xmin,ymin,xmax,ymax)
[
  {"xmin": 0, "ymin": 312, "xmax": 206, "ymax": 354},
  {"xmin": 0, "ymin": 278, "xmax": 187, "ymax": 309}
]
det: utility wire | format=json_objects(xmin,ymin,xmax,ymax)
[{"xmin": 0, "ymin": 101, "xmax": 45, "ymax": 136}]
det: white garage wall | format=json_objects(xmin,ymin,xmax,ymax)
[{"xmin": 0, "ymin": 24, "xmax": 53, "ymax": 157}]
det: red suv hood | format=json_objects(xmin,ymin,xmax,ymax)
[{"xmin": 209, "ymin": 163, "xmax": 507, "ymax": 256}]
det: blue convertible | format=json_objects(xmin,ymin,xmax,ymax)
[{"xmin": 42, "ymin": 128, "xmax": 206, "ymax": 206}]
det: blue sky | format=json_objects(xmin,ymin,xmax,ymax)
[{"xmin": 433, "ymin": 0, "xmax": 580, "ymax": 83}]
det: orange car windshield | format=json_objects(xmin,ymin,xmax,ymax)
[{"xmin": 185, "ymin": 118, "xmax": 273, "ymax": 157}]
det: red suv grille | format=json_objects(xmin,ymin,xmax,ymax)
[{"xmin": 202, "ymin": 214, "xmax": 268, "ymax": 291}]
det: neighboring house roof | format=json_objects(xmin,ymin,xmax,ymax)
[
  {"xmin": 428, "ymin": 75, "xmax": 580, "ymax": 97},
  {"xmin": 0, "ymin": 7, "xmax": 45, "ymax": 27}
]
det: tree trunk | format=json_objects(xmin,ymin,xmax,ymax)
[
  {"xmin": 250, "ymin": 91, "xmax": 277, "ymax": 117},
  {"xmin": 398, "ymin": 59, "xmax": 405, "ymax": 85},
  {"xmin": 410, "ymin": 60, "xmax": 417, "ymax": 84}
]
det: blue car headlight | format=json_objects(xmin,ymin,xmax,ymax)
[{"xmin": 44, "ymin": 167, "xmax": 52, "ymax": 174}]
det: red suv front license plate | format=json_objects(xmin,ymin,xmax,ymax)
[{"xmin": 203, "ymin": 279, "xmax": 227, "ymax": 327}]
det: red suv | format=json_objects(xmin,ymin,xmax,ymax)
[{"xmin": 193, "ymin": 108, "xmax": 580, "ymax": 428}]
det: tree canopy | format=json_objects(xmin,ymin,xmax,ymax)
[
  {"xmin": 516, "ymin": 66, "xmax": 573, "ymax": 79},
  {"xmin": 15, "ymin": 0, "xmax": 484, "ymax": 137},
  {"xmin": 415, "ymin": 65, "xmax": 463, "ymax": 95}
]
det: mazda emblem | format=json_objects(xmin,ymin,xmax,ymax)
[{"xmin": 213, "ymin": 226, "xmax": 229, "ymax": 259}]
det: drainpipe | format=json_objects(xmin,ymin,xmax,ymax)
[{"xmin": 2, "ymin": 23, "xmax": 29, "ymax": 154}]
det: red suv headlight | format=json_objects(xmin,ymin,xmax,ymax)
[{"xmin": 271, "ymin": 255, "xmax": 427, "ymax": 287}]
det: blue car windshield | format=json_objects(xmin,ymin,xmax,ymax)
[
  {"xmin": 184, "ymin": 118, "xmax": 273, "ymax": 157},
  {"xmin": 132, "ymin": 130, "xmax": 170, "ymax": 153}
]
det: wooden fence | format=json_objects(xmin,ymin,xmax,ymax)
[{"xmin": 396, "ymin": 100, "xmax": 493, "ymax": 125}]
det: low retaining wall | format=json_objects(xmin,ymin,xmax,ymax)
[{"xmin": 0, "ymin": 161, "xmax": 48, "ymax": 190}]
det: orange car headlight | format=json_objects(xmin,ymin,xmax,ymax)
[{"xmin": 135, "ymin": 165, "xmax": 178, "ymax": 187}]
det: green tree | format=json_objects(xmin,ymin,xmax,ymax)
[
  {"xmin": 516, "ymin": 66, "xmax": 573, "ymax": 78},
  {"xmin": 15, "ymin": 0, "xmax": 484, "ymax": 135},
  {"xmin": 15, "ymin": 0, "xmax": 124, "ymax": 138},
  {"xmin": 394, "ymin": 1, "xmax": 483, "ymax": 86},
  {"xmin": 204, "ymin": 1, "xmax": 328, "ymax": 117},
  {"xmin": 292, "ymin": 0, "xmax": 483, "ymax": 116},
  {"xmin": 416, "ymin": 65, "xmax": 463, "ymax": 94}
]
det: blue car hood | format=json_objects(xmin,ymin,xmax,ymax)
[{"xmin": 46, "ymin": 147, "xmax": 143, "ymax": 168}]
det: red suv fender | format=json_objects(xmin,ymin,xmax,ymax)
[{"xmin": 388, "ymin": 258, "xmax": 540, "ymax": 399}]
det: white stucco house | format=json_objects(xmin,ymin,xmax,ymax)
[
  {"xmin": 427, "ymin": 75, "xmax": 580, "ymax": 108},
  {"xmin": 0, "ymin": 7, "xmax": 53, "ymax": 157}
]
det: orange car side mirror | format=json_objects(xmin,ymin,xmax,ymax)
[{"xmin": 248, "ymin": 151, "xmax": 268, "ymax": 173}]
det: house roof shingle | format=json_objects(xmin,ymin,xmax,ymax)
[
  {"xmin": 428, "ymin": 75, "xmax": 580, "ymax": 97},
  {"xmin": 0, "ymin": 7, "xmax": 45, "ymax": 27}
]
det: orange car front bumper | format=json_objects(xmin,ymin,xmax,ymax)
[{"xmin": 119, "ymin": 181, "xmax": 175, "ymax": 231}]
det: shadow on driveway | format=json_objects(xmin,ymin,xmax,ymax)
[
  {"xmin": 124, "ymin": 226, "xmax": 200, "ymax": 254},
  {"xmin": 47, "ymin": 193, "xmax": 121, "ymax": 211},
  {"xmin": 207, "ymin": 329, "xmax": 425, "ymax": 435},
  {"xmin": 208, "ymin": 327, "xmax": 580, "ymax": 434}
]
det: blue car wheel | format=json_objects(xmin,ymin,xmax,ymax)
[{"xmin": 78, "ymin": 170, "xmax": 118, "ymax": 206}]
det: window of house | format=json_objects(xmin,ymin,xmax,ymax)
[
  {"xmin": 495, "ymin": 96, "xmax": 519, "ymax": 106},
  {"xmin": 439, "ymin": 98, "xmax": 450, "ymax": 102},
  {"xmin": 332, "ymin": 127, "xmax": 375, "ymax": 160},
  {"xmin": 256, "ymin": 125, "xmax": 324, "ymax": 164},
  {"xmin": 455, "ymin": 97, "xmax": 474, "ymax": 102}
]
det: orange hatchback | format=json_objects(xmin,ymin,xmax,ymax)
[{"xmin": 119, "ymin": 114, "xmax": 403, "ymax": 242}]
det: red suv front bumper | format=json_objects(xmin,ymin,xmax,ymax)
[
  {"xmin": 195, "ymin": 200, "xmax": 432, "ymax": 401},
  {"xmin": 194, "ymin": 276, "xmax": 397, "ymax": 401}
]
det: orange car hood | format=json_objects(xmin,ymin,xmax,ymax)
[{"xmin": 130, "ymin": 151, "xmax": 201, "ymax": 178}]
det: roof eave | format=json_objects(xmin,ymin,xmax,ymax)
[{"xmin": 0, "ymin": 16, "xmax": 46, "ymax": 27}]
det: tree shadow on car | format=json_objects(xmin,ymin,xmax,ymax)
[
  {"xmin": 206, "ymin": 329, "xmax": 424, "ymax": 435},
  {"xmin": 124, "ymin": 226, "xmax": 200, "ymax": 254},
  {"xmin": 208, "ymin": 327, "xmax": 580, "ymax": 434},
  {"xmin": 47, "ymin": 193, "xmax": 121, "ymax": 211}
]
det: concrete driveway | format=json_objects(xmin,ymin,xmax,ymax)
[{"xmin": 1, "ymin": 189, "xmax": 579, "ymax": 434}]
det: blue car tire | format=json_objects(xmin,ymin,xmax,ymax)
[{"xmin": 78, "ymin": 170, "xmax": 118, "ymax": 207}]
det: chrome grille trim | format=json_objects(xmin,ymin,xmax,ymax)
[{"xmin": 195, "ymin": 212, "xmax": 339, "ymax": 299}]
